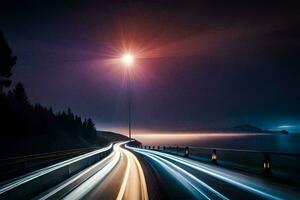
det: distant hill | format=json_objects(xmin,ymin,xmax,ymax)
[
  {"xmin": 97, "ymin": 131, "xmax": 129, "ymax": 142},
  {"xmin": 147, "ymin": 124, "xmax": 289, "ymax": 134},
  {"xmin": 231, "ymin": 124, "xmax": 263, "ymax": 132},
  {"xmin": 225, "ymin": 124, "xmax": 288, "ymax": 134}
]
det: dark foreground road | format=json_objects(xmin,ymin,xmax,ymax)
[
  {"xmin": 128, "ymin": 146, "xmax": 300, "ymax": 200},
  {"xmin": 34, "ymin": 142, "xmax": 148, "ymax": 200},
  {"xmin": 1, "ymin": 142, "xmax": 299, "ymax": 200}
]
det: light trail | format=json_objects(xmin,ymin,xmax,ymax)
[
  {"xmin": 129, "ymin": 146, "xmax": 285, "ymax": 200},
  {"xmin": 116, "ymin": 149, "xmax": 131, "ymax": 200},
  {"xmin": 58, "ymin": 143, "xmax": 148, "ymax": 200},
  {"xmin": 147, "ymin": 153, "xmax": 228, "ymax": 200},
  {"xmin": 36, "ymin": 150, "xmax": 118, "ymax": 200},
  {"xmin": 0, "ymin": 144, "xmax": 113, "ymax": 195},
  {"xmin": 116, "ymin": 148, "xmax": 148, "ymax": 200},
  {"xmin": 62, "ymin": 143, "xmax": 122, "ymax": 200},
  {"xmin": 2, "ymin": 142, "xmax": 297, "ymax": 199},
  {"xmin": 128, "ymin": 147, "xmax": 228, "ymax": 200}
]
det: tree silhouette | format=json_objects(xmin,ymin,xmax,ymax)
[
  {"xmin": 13, "ymin": 83, "xmax": 28, "ymax": 103},
  {"xmin": 87, "ymin": 118, "xmax": 96, "ymax": 133},
  {"xmin": 0, "ymin": 30, "xmax": 102, "ymax": 158},
  {"xmin": 0, "ymin": 31, "xmax": 17, "ymax": 93}
]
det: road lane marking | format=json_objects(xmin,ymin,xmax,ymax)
[{"xmin": 117, "ymin": 147, "xmax": 149, "ymax": 200}]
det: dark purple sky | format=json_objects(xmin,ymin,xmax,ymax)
[{"xmin": 1, "ymin": 1, "xmax": 300, "ymax": 132}]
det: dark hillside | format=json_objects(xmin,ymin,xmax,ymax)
[
  {"xmin": 97, "ymin": 131, "xmax": 129, "ymax": 142},
  {"xmin": 0, "ymin": 91, "xmax": 109, "ymax": 158},
  {"xmin": 0, "ymin": 30, "xmax": 109, "ymax": 158}
]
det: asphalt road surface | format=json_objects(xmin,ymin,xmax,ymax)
[
  {"xmin": 128, "ymin": 146, "xmax": 300, "ymax": 200},
  {"xmin": 1, "ymin": 142, "xmax": 300, "ymax": 200},
  {"xmin": 35, "ymin": 142, "xmax": 148, "ymax": 200}
]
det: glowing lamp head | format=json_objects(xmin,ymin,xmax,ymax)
[{"xmin": 122, "ymin": 53, "xmax": 134, "ymax": 67}]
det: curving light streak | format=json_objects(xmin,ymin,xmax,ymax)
[
  {"xmin": 142, "ymin": 152, "xmax": 205, "ymax": 198},
  {"xmin": 149, "ymin": 153, "xmax": 228, "ymax": 200},
  {"xmin": 130, "ymin": 147, "xmax": 283, "ymax": 200},
  {"xmin": 149, "ymin": 150, "xmax": 282, "ymax": 200},
  {"xmin": 62, "ymin": 143, "xmax": 123, "ymax": 200},
  {"xmin": 131, "ymin": 152, "xmax": 149, "ymax": 200},
  {"xmin": 116, "ymin": 149, "xmax": 131, "ymax": 200},
  {"xmin": 129, "ymin": 147, "xmax": 228, "ymax": 200},
  {"xmin": 0, "ymin": 144, "xmax": 113, "ymax": 195},
  {"xmin": 117, "ymin": 148, "xmax": 149, "ymax": 200},
  {"xmin": 57, "ymin": 142, "xmax": 148, "ymax": 200},
  {"xmin": 36, "ymin": 144, "xmax": 120, "ymax": 200}
]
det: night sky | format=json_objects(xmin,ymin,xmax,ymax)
[{"xmin": 1, "ymin": 1, "xmax": 300, "ymax": 133}]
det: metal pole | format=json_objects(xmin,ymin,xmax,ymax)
[{"xmin": 127, "ymin": 69, "xmax": 132, "ymax": 139}]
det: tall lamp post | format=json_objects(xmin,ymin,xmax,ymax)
[{"xmin": 121, "ymin": 53, "xmax": 134, "ymax": 139}]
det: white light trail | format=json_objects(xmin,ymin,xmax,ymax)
[
  {"xmin": 130, "ymin": 147, "xmax": 283, "ymax": 200},
  {"xmin": 62, "ymin": 144, "xmax": 122, "ymax": 200},
  {"xmin": 138, "ymin": 151, "xmax": 219, "ymax": 199},
  {"xmin": 116, "ymin": 148, "xmax": 148, "ymax": 200},
  {"xmin": 54, "ymin": 142, "xmax": 148, "ymax": 200},
  {"xmin": 36, "ymin": 145, "xmax": 119, "ymax": 200},
  {"xmin": 0, "ymin": 144, "xmax": 113, "ymax": 195}
]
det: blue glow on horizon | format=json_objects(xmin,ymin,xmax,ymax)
[
  {"xmin": 272, "ymin": 124, "xmax": 300, "ymax": 133},
  {"xmin": 278, "ymin": 125, "xmax": 294, "ymax": 128}
]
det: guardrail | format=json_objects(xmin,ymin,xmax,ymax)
[
  {"xmin": 134, "ymin": 145, "xmax": 300, "ymax": 182},
  {"xmin": 0, "ymin": 144, "xmax": 113, "ymax": 199},
  {"xmin": 0, "ymin": 147, "xmax": 99, "ymax": 183}
]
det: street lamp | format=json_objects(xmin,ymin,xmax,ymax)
[
  {"xmin": 122, "ymin": 53, "xmax": 134, "ymax": 67},
  {"xmin": 121, "ymin": 53, "xmax": 134, "ymax": 139}
]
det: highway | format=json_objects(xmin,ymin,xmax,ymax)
[
  {"xmin": 34, "ymin": 142, "xmax": 148, "ymax": 200},
  {"xmin": 128, "ymin": 146, "xmax": 300, "ymax": 200},
  {"xmin": 1, "ymin": 142, "xmax": 300, "ymax": 199},
  {"xmin": 0, "ymin": 144, "xmax": 113, "ymax": 198}
]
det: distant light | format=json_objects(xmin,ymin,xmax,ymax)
[
  {"xmin": 121, "ymin": 53, "xmax": 134, "ymax": 67},
  {"xmin": 278, "ymin": 125, "xmax": 293, "ymax": 129}
]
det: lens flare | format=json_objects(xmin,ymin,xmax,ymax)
[{"xmin": 122, "ymin": 53, "xmax": 134, "ymax": 67}]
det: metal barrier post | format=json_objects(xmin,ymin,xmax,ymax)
[
  {"xmin": 263, "ymin": 153, "xmax": 271, "ymax": 174},
  {"xmin": 211, "ymin": 149, "xmax": 217, "ymax": 164},
  {"xmin": 184, "ymin": 147, "xmax": 189, "ymax": 157}
]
